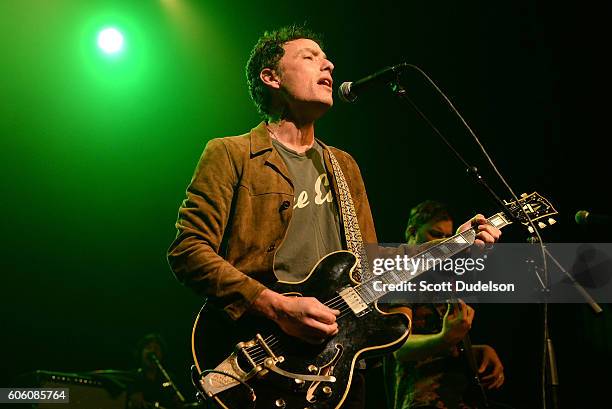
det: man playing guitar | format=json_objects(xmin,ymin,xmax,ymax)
[{"xmin": 167, "ymin": 25, "xmax": 501, "ymax": 409}]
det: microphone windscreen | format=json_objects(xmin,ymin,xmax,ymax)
[
  {"xmin": 338, "ymin": 82, "xmax": 354, "ymax": 103},
  {"xmin": 575, "ymin": 210, "xmax": 589, "ymax": 225}
]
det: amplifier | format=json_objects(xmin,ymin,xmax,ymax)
[{"xmin": 28, "ymin": 370, "xmax": 127, "ymax": 409}]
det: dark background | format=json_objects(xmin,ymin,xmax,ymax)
[{"xmin": 1, "ymin": 1, "xmax": 611, "ymax": 408}]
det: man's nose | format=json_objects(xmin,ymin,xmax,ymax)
[{"xmin": 323, "ymin": 59, "xmax": 334, "ymax": 73}]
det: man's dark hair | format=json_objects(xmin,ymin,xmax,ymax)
[
  {"xmin": 405, "ymin": 200, "xmax": 452, "ymax": 242},
  {"xmin": 246, "ymin": 24, "xmax": 324, "ymax": 119}
]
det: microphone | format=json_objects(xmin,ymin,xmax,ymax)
[
  {"xmin": 338, "ymin": 62, "xmax": 408, "ymax": 103},
  {"xmin": 146, "ymin": 351, "xmax": 160, "ymax": 362},
  {"xmin": 575, "ymin": 210, "xmax": 610, "ymax": 225}
]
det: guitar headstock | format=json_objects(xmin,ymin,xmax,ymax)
[{"xmin": 503, "ymin": 192, "xmax": 559, "ymax": 233}]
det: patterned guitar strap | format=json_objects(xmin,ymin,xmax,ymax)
[{"xmin": 327, "ymin": 150, "xmax": 370, "ymax": 282}]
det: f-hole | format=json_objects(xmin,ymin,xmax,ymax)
[{"xmin": 306, "ymin": 344, "xmax": 343, "ymax": 403}]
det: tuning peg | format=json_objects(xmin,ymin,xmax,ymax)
[
  {"xmin": 521, "ymin": 193, "xmax": 528, "ymax": 198},
  {"xmin": 538, "ymin": 222, "xmax": 547, "ymax": 229},
  {"xmin": 548, "ymin": 218, "xmax": 556, "ymax": 225}
]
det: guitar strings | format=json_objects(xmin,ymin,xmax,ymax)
[
  {"xmin": 246, "ymin": 339, "xmax": 279, "ymax": 355},
  {"xmin": 244, "ymin": 336, "xmax": 278, "ymax": 354},
  {"xmin": 244, "ymin": 337, "xmax": 279, "ymax": 357},
  {"xmin": 245, "ymin": 339, "xmax": 280, "ymax": 356},
  {"xmin": 245, "ymin": 340, "xmax": 283, "ymax": 363},
  {"xmin": 241, "ymin": 301, "xmax": 354, "ymax": 363}
]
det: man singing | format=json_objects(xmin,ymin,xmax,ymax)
[{"xmin": 167, "ymin": 25, "xmax": 501, "ymax": 409}]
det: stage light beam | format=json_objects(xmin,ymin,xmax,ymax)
[{"xmin": 97, "ymin": 27, "xmax": 124, "ymax": 55}]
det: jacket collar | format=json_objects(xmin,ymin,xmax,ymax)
[
  {"xmin": 249, "ymin": 122, "xmax": 273, "ymax": 156},
  {"xmin": 249, "ymin": 122, "xmax": 334, "ymax": 190},
  {"xmin": 249, "ymin": 121, "xmax": 331, "ymax": 154},
  {"xmin": 249, "ymin": 122, "xmax": 342, "ymax": 209},
  {"xmin": 249, "ymin": 122, "xmax": 293, "ymax": 186}
]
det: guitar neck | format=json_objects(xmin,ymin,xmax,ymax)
[{"xmin": 354, "ymin": 212, "xmax": 512, "ymax": 305}]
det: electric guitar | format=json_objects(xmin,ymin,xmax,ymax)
[{"xmin": 190, "ymin": 192, "xmax": 557, "ymax": 409}]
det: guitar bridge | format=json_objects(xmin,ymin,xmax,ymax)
[{"xmin": 199, "ymin": 333, "xmax": 283, "ymax": 398}]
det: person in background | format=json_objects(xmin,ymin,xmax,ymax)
[
  {"xmin": 390, "ymin": 200, "xmax": 504, "ymax": 409},
  {"xmin": 127, "ymin": 333, "xmax": 183, "ymax": 409}
]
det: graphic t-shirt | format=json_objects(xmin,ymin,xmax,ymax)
[{"xmin": 271, "ymin": 139, "xmax": 342, "ymax": 282}]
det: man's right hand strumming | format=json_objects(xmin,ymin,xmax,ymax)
[{"xmin": 251, "ymin": 289, "xmax": 340, "ymax": 344}]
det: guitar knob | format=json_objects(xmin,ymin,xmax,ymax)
[
  {"xmin": 294, "ymin": 378, "xmax": 305, "ymax": 389},
  {"xmin": 307, "ymin": 365, "xmax": 318, "ymax": 373},
  {"xmin": 275, "ymin": 398, "xmax": 286, "ymax": 408},
  {"xmin": 322, "ymin": 386, "xmax": 333, "ymax": 397}
]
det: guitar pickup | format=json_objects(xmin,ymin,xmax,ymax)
[{"xmin": 338, "ymin": 287, "xmax": 370, "ymax": 316}]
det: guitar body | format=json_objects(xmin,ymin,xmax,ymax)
[{"xmin": 191, "ymin": 251, "xmax": 411, "ymax": 409}]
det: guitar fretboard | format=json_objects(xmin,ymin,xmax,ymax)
[{"xmin": 354, "ymin": 212, "xmax": 512, "ymax": 304}]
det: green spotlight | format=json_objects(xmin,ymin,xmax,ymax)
[{"xmin": 97, "ymin": 27, "xmax": 124, "ymax": 54}]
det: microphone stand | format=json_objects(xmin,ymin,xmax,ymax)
[
  {"xmin": 385, "ymin": 69, "xmax": 574, "ymax": 409},
  {"xmin": 149, "ymin": 353, "xmax": 187, "ymax": 405},
  {"xmin": 525, "ymin": 236, "xmax": 602, "ymax": 409},
  {"xmin": 386, "ymin": 70, "xmax": 609, "ymax": 321}
]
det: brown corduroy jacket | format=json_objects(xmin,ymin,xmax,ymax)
[{"xmin": 167, "ymin": 122, "xmax": 377, "ymax": 320}]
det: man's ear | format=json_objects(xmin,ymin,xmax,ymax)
[{"xmin": 260, "ymin": 68, "xmax": 280, "ymax": 89}]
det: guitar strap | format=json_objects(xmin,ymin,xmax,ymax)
[{"xmin": 327, "ymin": 149, "xmax": 370, "ymax": 282}]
